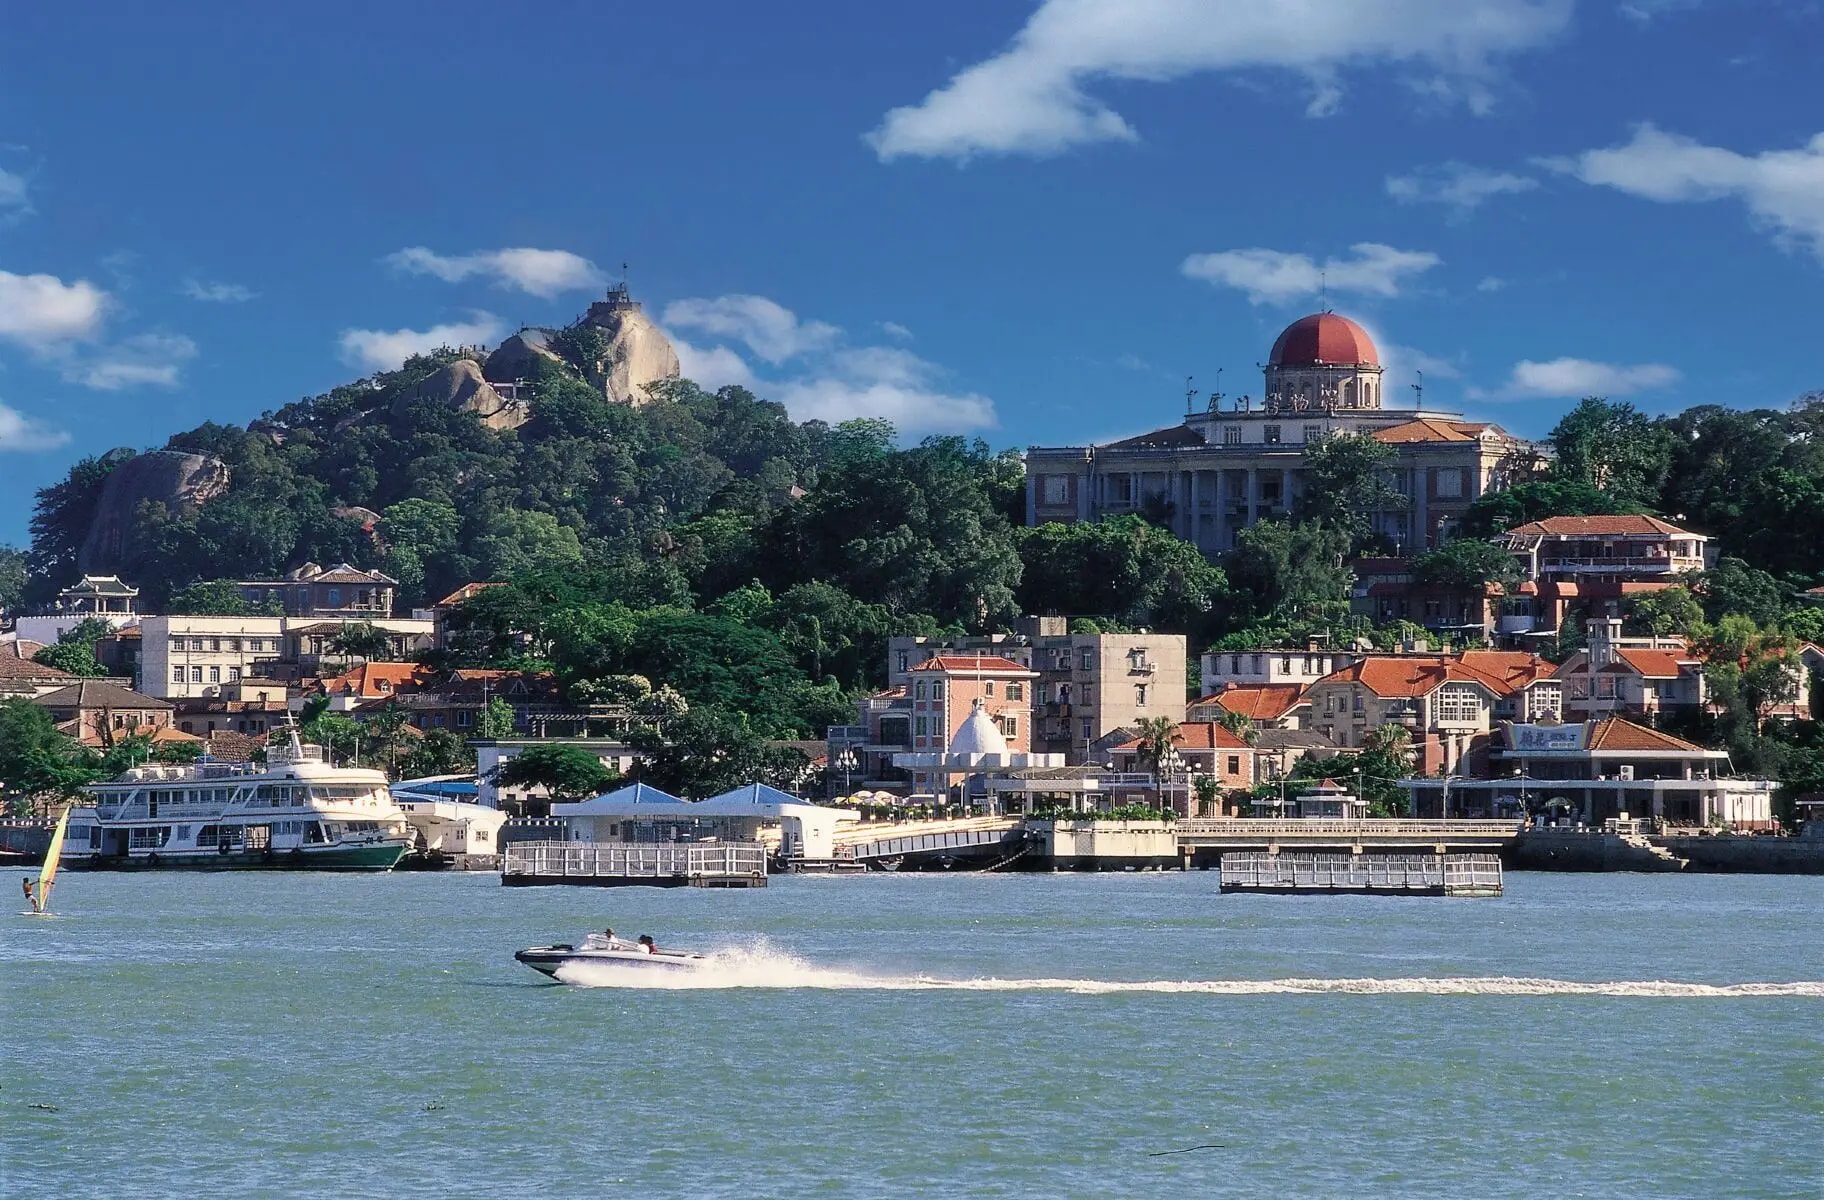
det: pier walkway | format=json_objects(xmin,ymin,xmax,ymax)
[
  {"xmin": 502, "ymin": 841, "xmax": 767, "ymax": 887},
  {"xmin": 1177, "ymin": 818, "xmax": 1523, "ymax": 858},
  {"xmin": 833, "ymin": 817, "xmax": 1023, "ymax": 864},
  {"xmin": 1219, "ymin": 851, "xmax": 1504, "ymax": 897}
]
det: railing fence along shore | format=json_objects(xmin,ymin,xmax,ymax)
[{"xmin": 1218, "ymin": 851, "xmax": 1504, "ymax": 896}]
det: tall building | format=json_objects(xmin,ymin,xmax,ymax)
[{"xmin": 1024, "ymin": 312, "xmax": 1539, "ymax": 555}]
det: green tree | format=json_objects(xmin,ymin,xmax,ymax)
[
  {"xmin": 1132, "ymin": 715, "xmax": 1179, "ymax": 777},
  {"xmin": 330, "ymin": 621, "xmax": 392, "ymax": 660},
  {"xmin": 1625, "ymin": 585, "xmax": 1707, "ymax": 638},
  {"xmin": 1548, "ymin": 397, "xmax": 1675, "ymax": 509},
  {"xmin": 33, "ymin": 618, "xmax": 113, "ymax": 677},
  {"xmin": 1458, "ymin": 478, "xmax": 1643, "ymax": 539},
  {"xmin": 1695, "ymin": 558, "xmax": 1788, "ymax": 628},
  {"xmin": 1295, "ymin": 432, "xmax": 1407, "ymax": 550},
  {"xmin": 628, "ymin": 706, "xmax": 808, "ymax": 798},
  {"xmin": 0, "ymin": 545, "xmax": 26, "ymax": 613},
  {"xmin": 490, "ymin": 744, "xmax": 617, "ymax": 801},
  {"xmin": 0, "ymin": 698, "xmax": 98, "ymax": 814},
  {"xmin": 169, "ymin": 579, "xmax": 264, "ymax": 616},
  {"xmin": 1224, "ymin": 520, "xmax": 1353, "ymax": 625},
  {"xmin": 478, "ymin": 696, "xmax": 518, "ymax": 739},
  {"xmin": 1411, "ymin": 538, "xmax": 1521, "ymax": 593}
]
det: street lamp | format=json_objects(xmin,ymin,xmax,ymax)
[
  {"xmin": 1161, "ymin": 747, "xmax": 1185, "ymax": 817},
  {"xmin": 834, "ymin": 747, "xmax": 858, "ymax": 797}
]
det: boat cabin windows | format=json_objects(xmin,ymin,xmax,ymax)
[{"xmin": 129, "ymin": 826, "xmax": 172, "ymax": 850}]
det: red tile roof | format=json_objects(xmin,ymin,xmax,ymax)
[
  {"xmin": 0, "ymin": 653, "xmax": 73, "ymax": 682},
  {"xmin": 1586, "ymin": 718, "xmax": 1705, "ymax": 753},
  {"xmin": 1372, "ymin": 417, "xmax": 1489, "ymax": 444},
  {"xmin": 435, "ymin": 582, "xmax": 504, "ymax": 607},
  {"xmin": 1197, "ymin": 683, "xmax": 1308, "ymax": 721},
  {"xmin": 317, "ymin": 661, "xmax": 436, "ymax": 698},
  {"xmin": 907, "ymin": 655, "xmax": 1034, "ymax": 675},
  {"xmin": 1613, "ymin": 648, "xmax": 1690, "ymax": 678},
  {"xmin": 1110, "ymin": 721, "xmax": 1251, "ymax": 752},
  {"xmin": 1318, "ymin": 655, "xmax": 1517, "ymax": 699},
  {"xmin": 1506, "ymin": 515, "xmax": 1699, "ymax": 538}
]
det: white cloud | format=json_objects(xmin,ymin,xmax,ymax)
[
  {"xmin": 0, "ymin": 167, "xmax": 28, "ymax": 217},
  {"xmin": 385, "ymin": 246, "xmax": 606, "ymax": 298},
  {"xmin": 867, "ymin": 0, "xmax": 1571, "ymax": 160},
  {"xmin": 1386, "ymin": 162, "xmax": 1538, "ymax": 213},
  {"xmin": 663, "ymin": 294, "xmax": 995, "ymax": 435},
  {"xmin": 661, "ymin": 294, "xmax": 840, "ymax": 364},
  {"xmin": 182, "ymin": 278, "xmax": 257, "ymax": 303},
  {"xmin": 0, "ymin": 400, "xmax": 68, "ymax": 451},
  {"xmin": 66, "ymin": 333, "xmax": 198, "ymax": 390},
  {"xmin": 1474, "ymin": 356, "xmax": 1681, "ymax": 399},
  {"xmin": 1476, "ymin": 275, "xmax": 1509, "ymax": 292},
  {"xmin": 337, "ymin": 312, "xmax": 505, "ymax": 373},
  {"xmin": 878, "ymin": 320, "xmax": 914, "ymax": 341},
  {"xmin": 0, "ymin": 269, "xmax": 108, "ymax": 348},
  {"xmin": 1545, "ymin": 124, "xmax": 1824, "ymax": 259},
  {"xmin": 1181, "ymin": 242, "xmax": 1441, "ymax": 305}
]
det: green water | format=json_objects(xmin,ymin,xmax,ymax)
[{"xmin": 3, "ymin": 870, "xmax": 1820, "ymax": 1198}]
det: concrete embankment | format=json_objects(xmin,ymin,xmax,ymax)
[{"xmin": 1511, "ymin": 830, "xmax": 1824, "ymax": 874}]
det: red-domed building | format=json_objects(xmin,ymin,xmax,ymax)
[
  {"xmin": 1024, "ymin": 312, "xmax": 1544, "ymax": 632},
  {"xmin": 1264, "ymin": 312, "xmax": 1384, "ymax": 412}
]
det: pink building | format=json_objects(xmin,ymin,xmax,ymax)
[{"xmin": 905, "ymin": 655, "xmax": 1036, "ymax": 798}]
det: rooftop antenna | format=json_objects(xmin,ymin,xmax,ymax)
[
  {"xmin": 1320, "ymin": 271, "xmax": 1329, "ymax": 313},
  {"xmin": 1207, "ymin": 366, "xmax": 1225, "ymax": 411},
  {"xmin": 1411, "ymin": 369, "xmax": 1424, "ymax": 408},
  {"xmin": 1184, "ymin": 375, "xmax": 1198, "ymax": 415}
]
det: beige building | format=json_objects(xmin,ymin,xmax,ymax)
[
  {"xmin": 138, "ymin": 614, "xmax": 433, "ymax": 699},
  {"xmin": 1031, "ymin": 632, "xmax": 1186, "ymax": 761},
  {"xmin": 1025, "ymin": 312, "xmax": 1539, "ymax": 556}
]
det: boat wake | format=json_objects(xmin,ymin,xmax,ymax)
[{"xmin": 551, "ymin": 945, "xmax": 1824, "ymax": 997}]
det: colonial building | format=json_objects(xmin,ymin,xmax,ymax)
[
  {"xmin": 1106, "ymin": 720, "xmax": 1255, "ymax": 814},
  {"xmin": 1025, "ymin": 312, "xmax": 1539, "ymax": 556},
  {"xmin": 136, "ymin": 614, "xmax": 434, "ymax": 699},
  {"xmin": 234, "ymin": 563, "xmax": 399, "ymax": 620},
  {"xmin": 1187, "ymin": 683, "xmax": 1312, "ymax": 729},
  {"xmin": 903, "ymin": 655, "xmax": 1036, "ymax": 799},
  {"xmin": 1306, "ymin": 653, "xmax": 1554, "ymax": 774},
  {"xmin": 33, "ymin": 679, "xmax": 174, "ymax": 743},
  {"xmin": 58, "ymin": 575, "xmax": 139, "ymax": 618},
  {"xmin": 1499, "ymin": 515, "xmax": 1713, "ymax": 637},
  {"xmin": 1402, "ymin": 718, "xmax": 1774, "ymax": 830}
]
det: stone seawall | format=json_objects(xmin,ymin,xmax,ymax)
[{"xmin": 1511, "ymin": 830, "xmax": 1824, "ymax": 874}]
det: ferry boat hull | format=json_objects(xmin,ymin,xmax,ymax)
[
  {"xmin": 66, "ymin": 841, "xmax": 408, "ymax": 872},
  {"xmin": 515, "ymin": 942, "xmax": 708, "ymax": 980}
]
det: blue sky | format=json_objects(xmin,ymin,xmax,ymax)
[{"xmin": 2, "ymin": 0, "xmax": 1821, "ymax": 544}]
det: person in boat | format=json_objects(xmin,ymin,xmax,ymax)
[{"xmin": 637, "ymin": 935, "xmax": 656, "ymax": 954}]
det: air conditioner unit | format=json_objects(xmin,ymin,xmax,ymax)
[{"xmin": 1618, "ymin": 765, "xmax": 1635, "ymax": 781}]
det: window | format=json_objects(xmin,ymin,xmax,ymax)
[
  {"xmin": 1135, "ymin": 684, "xmax": 1148, "ymax": 706},
  {"xmin": 915, "ymin": 681, "xmax": 926, "ymax": 700},
  {"xmin": 1041, "ymin": 475, "xmax": 1071, "ymax": 505},
  {"xmin": 1079, "ymin": 650, "xmax": 1093, "ymax": 671},
  {"xmin": 1302, "ymin": 424, "xmax": 1323, "ymax": 443},
  {"xmin": 1080, "ymin": 718, "xmax": 1093, "ymax": 740},
  {"xmin": 172, "ymin": 666, "xmax": 185, "ymax": 683},
  {"xmin": 328, "ymin": 588, "xmax": 342, "ymax": 605},
  {"xmin": 1057, "ymin": 683, "xmax": 1072, "ymax": 703},
  {"xmin": 915, "ymin": 716, "xmax": 929, "ymax": 737},
  {"xmin": 1227, "ymin": 755, "xmax": 1242, "ymax": 775},
  {"xmin": 1435, "ymin": 468, "xmax": 1465, "ymax": 499},
  {"xmin": 1000, "ymin": 716, "xmax": 1017, "ymax": 738},
  {"xmin": 983, "ymin": 681, "xmax": 995, "ymax": 697},
  {"xmin": 208, "ymin": 666, "xmax": 221, "ymax": 683},
  {"xmin": 1324, "ymin": 694, "xmax": 1335, "ymax": 715},
  {"xmin": 1222, "ymin": 425, "xmax": 1241, "ymax": 446},
  {"xmin": 1352, "ymin": 692, "xmax": 1364, "ymax": 714},
  {"xmin": 1435, "ymin": 687, "xmax": 1482, "ymax": 724},
  {"xmin": 896, "ymin": 651, "xmax": 909, "ymax": 673},
  {"xmin": 456, "ymin": 710, "xmax": 474, "ymax": 728},
  {"xmin": 1006, "ymin": 682, "xmax": 1023, "ymax": 701},
  {"xmin": 190, "ymin": 667, "xmax": 204, "ymax": 683},
  {"xmin": 1264, "ymin": 425, "xmax": 1282, "ymax": 445},
  {"xmin": 228, "ymin": 667, "xmax": 241, "ymax": 681},
  {"xmin": 210, "ymin": 638, "xmax": 221, "ymax": 652},
  {"xmin": 190, "ymin": 638, "xmax": 205, "ymax": 651}
]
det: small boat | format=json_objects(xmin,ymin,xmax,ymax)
[
  {"xmin": 22, "ymin": 806, "xmax": 71, "ymax": 917},
  {"xmin": 515, "ymin": 933, "xmax": 709, "ymax": 980}
]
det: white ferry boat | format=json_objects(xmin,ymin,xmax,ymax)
[{"xmin": 66, "ymin": 730, "xmax": 412, "ymax": 871}]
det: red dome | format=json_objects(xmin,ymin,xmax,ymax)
[{"xmin": 1268, "ymin": 313, "xmax": 1379, "ymax": 367}]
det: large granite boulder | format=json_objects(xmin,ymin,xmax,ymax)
[
  {"xmin": 583, "ymin": 301, "xmax": 681, "ymax": 406},
  {"xmin": 482, "ymin": 330, "xmax": 563, "ymax": 386},
  {"xmin": 396, "ymin": 358, "xmax": 527, "ymax": 431},
  {"xmin": 78, "ymin": 450, "xmax": 231, "ymax": 572}
]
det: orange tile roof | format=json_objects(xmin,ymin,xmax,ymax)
[
  {"xmin": 318, "ymin": 661, "xmax": 436, "ymax": 698},
  {"xmin": 1506, "ymin": 515, "xmax": 1698, "ymax": 538},
  {"xmin": 1613, "ymin": 648, "xmax": 1690, "ymax": 678},
  {"xmin": 1318, "ymin": 655, "xmax": 1515, "ymax": 698},
  {"xmin": 1110, "ymin": 721, "xmax": 1251, "ymax": 752},
  {"xmin": 1372, "ymin": 417, "xmax": 1487, "ymax": 444},
  {"xmin": 435, "ymin": 582, "xmax": 504, "ymax": 607},
  {"xmin": 1455, "ymin": 650, "xmax": 1559, "ymax": 688},
  {"xmin": 1585, "ymin": 718, "xmax": 1705, "ymax": 753},
  {"xmin": 1198, "ymin": 683, "xmax": 1309, "ymax": 721},
  {"xmin": 907, "ymin": 655, "xmax": 1034, "ymax": 674}
]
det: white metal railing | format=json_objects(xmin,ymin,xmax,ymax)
[
  {"xmin": 1221, "ymin": 851, "xmax": 1503, "ymax": 892},
  {"xmin": 503, "ymin": 841, "xmax": 766, "ymax": 879},
  {"xmin": 1178, "ymin": 818, "xmax": 1523, "ymax": 837}
]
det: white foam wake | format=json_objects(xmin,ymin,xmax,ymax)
[{"xmin": 551, "ymin": 945, "xmax": 1824, "ymax": 997}]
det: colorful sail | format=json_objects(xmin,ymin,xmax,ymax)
[{"xmin": 32, "ymin": 807, "xmax": 70, "ymax": 915}]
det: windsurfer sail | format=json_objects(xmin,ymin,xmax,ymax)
[{"xmin": 25, "ymin": 807, "xmax": 70, "ymax": 916}]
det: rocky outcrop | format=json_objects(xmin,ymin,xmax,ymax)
[
  {"xmin": 581, "ymin": 299, "xmax": 681, "ymax": 406},
  {"xmin": 397, "ymin": 359, "xmax": 527, "ymax": 431},
  {"xmin": 482, "ymin": 329, "xmax": 563, "ymax": 386},
  {"xmin": 78, "ymin": 450, "xmax": 231, "ymax": 573}
]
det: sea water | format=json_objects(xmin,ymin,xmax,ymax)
[{"xmin": 2, "ymin": 869, "xmax": 1820, "ymax": 1198}]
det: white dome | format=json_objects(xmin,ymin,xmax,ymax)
[{"xmin": 947, "ymin": 700, "xmax": 1008, "ymax": 759}]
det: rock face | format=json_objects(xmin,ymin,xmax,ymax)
[
  {"xmin": 398, "ymin": 358, "xmax": 527, "ymax": 431},
  {"xmin": 580, "ymin": 290, "xmax": 681, "ymax": 406},
  {"xmin": 482, "ymin": 329, "xmax": 563, "ymax": 386},
  {"xmin": 78, "ymin": 450, "xmax": 231, "ymax": 573}
]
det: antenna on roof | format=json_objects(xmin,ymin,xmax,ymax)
[
  {"xmin": 1411, "ymin": 369, "xmax": 1423, "ymax": 408},
  {"xmin": 1320, "ymin": 271, "xmax": 1329, "ymax": 313},
  {"xmin": 1185, "ymin": 375, "xmax": 1198, "ymax": 414},
  {"xmin": 1207, "ymin": 367, "xmax": 1224, "ymax": 412}
]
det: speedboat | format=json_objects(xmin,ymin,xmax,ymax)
[{"xmin": 515, "ymin": 933, "xmax": 709, "ymax": 979}]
